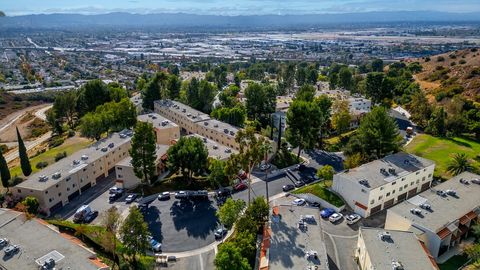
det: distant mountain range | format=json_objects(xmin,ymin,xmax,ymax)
[{"xmin": 1, "ymin": 11, "xmax": 480, "ymax": 29}]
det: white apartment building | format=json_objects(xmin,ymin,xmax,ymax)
[
  {"xmin": 137, "ymin": 113, "xmax": 180, "ymax": 145},
  {"xmin": 332, "ymin": 152, "xmax": 435, "ymax": 217},
  {"xmin": 385, "ymin": 172, "xmax": 480, "ymax": 261},
  {"xmin": 195, "ymin": 119, "xmax": 240, "ymax": 151},
  {"xmin": 13, "ymin": 131, "xmax": 133, "ymax": 215},
  {"xmin": 356, "ymin": 228, "xmax": 438, "ymax": 270},
  {"xmin": 185, "ymin": 134, "xmax": 237, "ymax": 161},
  {"xmin": 154, "ymin": 99, "xmax": 210, "ymax": 135}
]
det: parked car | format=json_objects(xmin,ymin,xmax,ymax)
[
  {"xmin": 282, "ymin": 184, "xmax": 295, "ymax": 192},
  {"xmin": 175, "ymin": 191, "xmax": 188, "ymax": 199},
  {"xmin": 346, "ymin": 214, "xmax": 361, "ymax": 225},
  {"xmin": 73, "ymin": 205, "xmax": 94, "ymax": 223},
  {"xmin": 83, "ymin": 210, "xmax": 99, "ymax": 223},
  {"xmin": 233, "ymin": 182, "xmax": 247, "ymax": 191},
  {"xmin": 238, "ymin": 171, "xmax": 247, "ymax": 180},
  {"xmin": 296, "ymin": 164, "xmax": 306, "ymax": 171},
  {"xmin": 109, "ymin": 187, "xmax": 124, "ymax": 194},
  {"xmin": 308, "ymin": 202, "xmax": 321, "ymax": 208},
  {"xmin": 292, "ymin": 198, "xmax": 306, "ymax": 206},
  {"xmin": 4, "ymin": 245, "xmax": 19, "ymax": 256},
  {"xmin": 216, "ymin": 188, "xmax": 232, "ymax": 197},
  {"xmin": 0, "ymin": 238, "xmax": 8, "ymax": 247},
  {"xmin": 320, "ymin": 208, "xmax": 336, "ymax": 218},
  {"xmin": 148, "ymin": 236, "xmax": 162, "ymax": 252},
  {"xmin": 109, "ymin": 192, "xmax": 123, "ymax": 202},
  {"xmin": 260, "ymin": 163, "xmax": 271, "ymax": 171},
  {"xmin": 158, "ymin": 192, "xmax": 171, "ymax": 200},
  {"xmin": 125, "ymin": 194, "xmax": 138, "ymax": 203},
  {"xmin": 329, "ymin": 213, "xmax": 343, "ymax": 223},
  {"xmin": 294, "ymin": 180, "xmax": 305, "ymax": 188},
  {"xmin": 214, "ymin": 228, "xmax": 228, "ymax": 239}
]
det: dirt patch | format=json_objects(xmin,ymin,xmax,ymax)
[
  {"xmin": 0, "ymin": 104, "xmax": 51, "ymax": 143},
  {"xmin": 0, "ymin": 91, "xmax": 45, "ymax": 121}
]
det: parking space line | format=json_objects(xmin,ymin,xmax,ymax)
[
  {"xmin": 327, "ymin": 233, "xmax": 340, "ymax": 268},
  {"xmin": 323, "ymin": 231, "xmax": 358, "ymax": 239}
]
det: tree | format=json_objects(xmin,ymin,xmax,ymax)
[
  {"xmin": 77, "ymin": 79, "xmax": 111, "ymax": 115},
  {"xmin": 53, "ymin": 91, "xmax": 78, "ymax": 128},
  {"xmin": 208, "ymin": 159, "xmax": 230, "ymax": 187},
  {"xmin": 21, "ymin": 196, "xmax": 39, "ymax": 214},
  {"xmin": 235, "ymin": 126, "xmax": 270, "ymax": 203},
  {"xmin": 79, "ymin": 112, "xmax": 105, "ymax": 140},
  {"xmin": 426, "ymin": 107, "xmax": 446, "ymax": 137},
  {"xmin": 142, "ymin": 72, "xmax": 165, "ymax": 110},
  {"xmin": 286, "ymin": 100, "xmax": 322, "ymax": 159},
  {"xmin": 365, "ymin": 72, "xmax": 389, "ymax": 105},
  {"xmin": 244, "ymin": 83, "xmax": 276, "ymax": 121},
  {"xmin": 120, "ymin": 206, "xmax": 150, "ymax": 266},
  {"xmin": 371, "ymin": 59, "xmax": 384, "ymax": 72},
  {"xmin": 447, "ymin": 153, "xmax": 473, "ymax": 176},
  {"xmin": 16, "ymin": 127, "xmax": 32, "ymax": 176},
  {"xmin": 315, "ymin": 95, "xmax": 333, "ymax": 149},
  {"xmin": 167, "ymin": 136, "xmax": 208, "ymax": 181},
  {"xmin": 217, "ymin": 198, "xmax": 246, "ymax": 228},
  {"xmin": 45, "ymin": 109, "xmax": 63, "ymax": 135},
  {"xmin": 317, "ymin": 165, "xmax": 334, "ymax": 181},
  {"xmin": 214, "ymin": 242, "xmax": 250, "ymax": 270},
  {"xmin": 245, "ymin": 196, "xmax": 269, "ymax": 225},
  {"xmin": 184, "ymin": 78, "xmax": 217, "ymax": 113},
  {"xmin": 130, "ymin": 122, "xmax": 157, "ymax": 195},
  {"xmin": 0, "ymin": 150, "xmax": 11, "ymax": 193},
  {"xmin": 295, "ymin": 67, "xmax": 306, "ymax": 86},
  {"xmin": 295, "ymin": 84, "xmax": 316, "ymax": 102},
  {"xmin": 343, "ymin": 153, "xmax": 364, "ymax": 169},
  {"xmin": 211, "ymin": 105, "xmax": 246, "ymax": 127},
  {"xmin": 409, "ymin": 91, "xmax": 432, "ymax": 128},
  {"xmin": 101, "ymin": 206, "xmax": 122, "ymax": 268},
  {"xmin": 338, "ymin": 67, "xmax": 353, "ymax": 90},
  {"xmin": 345, "ymin": 107, "xmax": 401, "ymax": 160},
  {"xmin": 331, "ymin": 100, "xmax": 352, "ymax": 134}
]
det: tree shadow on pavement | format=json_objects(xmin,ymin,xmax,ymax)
[
  {"xmin": 144, "ymin": 205, "xmax": 163, "ymax": 243},
  {"xmin": 269, "ymin": 217, "xmax": 305, "ymax": 269},
  {"xmin": 170, "ymin": 199, "xmax": 218, "ymax": 239}
]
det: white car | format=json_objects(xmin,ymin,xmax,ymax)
[
  {"xmin": 346, "ymin": 214, "xmax": 361, "ymax": 225},
  {"xmin": 329, "ymin": 213, "xmax": 343, "ymax": 223},
  {"xmin": 292, "ymin": 198, "xmax": 306, "ymax": 206}
]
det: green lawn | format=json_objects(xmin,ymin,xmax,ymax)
[
  {"xmin": 292, "ymin": 180, "xmax": 344, "ymax": 207},
  {"xmin": 405, "ymin": 134, "xmax": 480, "ymax": 179},
  {"xmin": 438, "ymin": 254, "xmax": 470, "ymax": 270},
  {"xmin": 9, "ymin": 138, "xmax": 91, "ymax": 177}
]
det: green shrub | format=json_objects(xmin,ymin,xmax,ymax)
[
  {"xmin": 9, "ymin": 176, "xmax": 23, "ymax": 186},
  {"xmin": 36, "ymin": 161, "xmax": 48, "ymax": 169},
  {"xmin": 437, "ymin": 56, "xmax": 445, "ymax": 62},
  {"xmin": 49, "ymin": 137, "xmax": 64, "ymax": 148},
  {"xmin": 54, "ymin": 151, "xmax": 67, "ymax": 162},
  {"xmin": 459, "ymin": 59, "xmax": 467, "ymax": 64},
  {"xmin": 67, "ymin": 129, "xmax": 76, "ymax": 137}
]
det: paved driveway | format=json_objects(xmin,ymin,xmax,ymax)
[{"xmin": 145, "ymin": 197, "xmax": 220, "ymax": 253}]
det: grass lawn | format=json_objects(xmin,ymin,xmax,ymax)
[
  {"xmin": 405, "ymin": 134, "xmax": 480, "ymax": 179},
  {"xmin": 438, "ymin": 254, "xmax": 470, "ymax": 270},
  {"xmin": 8, "ymin": 137, "xmax": 91, "ymax": 178},
  {"xmin": 292, "ymin": 180, "xmax": 344, "ymax": 207}
]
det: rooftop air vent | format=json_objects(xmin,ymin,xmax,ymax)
[
  {"xmin": 225, "ymin": 148, "xmax": 231, "ymax": 153},
  {"xmin": 379, "ymin": 232, "xmax": 391, "ymax": 241},
  {"xmin": 81, "ymin": 155, "xmax": 89, "ymax": 161},
  {"xmin": 119, "ymin": 133, "xmax": 127, "ymax": 138},
  {"xmin": 358, "ymin": 179, "xmax": 370, "ymax": 187},
  {"xmin": 380, "ymin": 168, "xmax": 389, "ymax": 175},
  {"xmin": 392, "ymin": 261, "xmax": 404, "ymax": 270},
  {"xmin": 101, "ymin": 147, "xmax": 108, "ymax": 152},
  {"xmin": 446, "ymin": 190, "xmax": 457, "ymax": 196},
  {"xmin": 182, "ymin": 109, "xmax": 187, "ymax": 113},
  {"xmin": 224, "ymin": 129, "xmax": 229, "ymax": 134},
  {"xmin": 39, "ymin": 175, "xmax": 48, "ymax": 182},
  {"xmin": 213, "ymin": 145, "xmax": 218, "ymax": 149},
  {"xmin": 436, "ymin": 190, "xmax": 447, "ymax": 197},
  {"xmin": 73, "ymin": 160, "xmax": 80, "ymax": 166},
  {"xmin": 420, "ymin": 203, "xmax": 431, "ymax": 210},
  {"xmin": 229, "ymin": 131, "xmax": 235, "ymax": 136},
  {"xmin": 410, "ymin": 208, "xmax": 422, "ymax": 215},
  {"xmin": 214, "ymin": 124, "xmax": 219, "ymax": 128},
  {"xmin": 108, "ymin": 143, "xmax": 114, "ymax": 148},
  {"xmin": 203, "ymin": 137, "xmax": 207, "ymax": 143},
  {"xmin": 459, "ymin": 179, "xmax": 470, "ymax": 185},
  {"xmin": 192, "ymin": 115, "xmax": 197, "ymax": 119},
  {"xmin": 388, "ymin": 167, "xmax": 396, "ymax": 174},
  {"xmin": 152, "ymin": 116, "xmax": 157, "ymax": 119},
  {"xmin": 472, "ymin": 179, "xmax": 480, "ymax": 185},
  {"xmin": 204, "ymin": 122, "xmax": 208, "ymax": 126},
  {"xmin": 52, "ymin": 172, "xmax": 61, "ymax": 179}
]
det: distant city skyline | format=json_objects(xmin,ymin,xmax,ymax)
[{"xmin": 3, "ymin": 0, "xmax": 480, "ymax": 16}]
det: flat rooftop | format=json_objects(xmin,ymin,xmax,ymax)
[
  {"xmin": 130, "ymin": 93, "xmax": 142, "ymax": 106},
  {"xmin": 360, "ymin": 227, "xmax": 437, "ymax": 270},
  {"xmin": 137, "ymin": 113, "xmax": 178, "ymax": 129},
  {"xmin": 387, "ymin": 171, "xmax": 480, "ymax": 233},
  {"xmin": 186, "ymin": 134, "xmax": 237, "ymax": 160},
  {"xmin": 16, "ymin": 131, "xmax": 133, "ymax": 191},
  {"xmin": 0, "ymin": 209, "xmax": 105, "ymax": 270},
  {"xmin": 267, "ymin": 197, "xmax": 328, "ymax": 270},
  {"xmin": 116, "ymin": 144, "xmax": 170, "ymax": 167},
  {"xmin": 198, "ymin": 118, "xmax": 240, "ymax": 138},
  {"xmin": 337, "ymin": 152, "xmax": 434, "ymax": 189},
  {"xmin": 155, "ymin": 99, "xmax": 210, "ymax": 123}
]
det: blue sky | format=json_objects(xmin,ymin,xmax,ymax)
[{"xmin": 3, "ymin": 0, "xmax": 480, "ymax": 16}]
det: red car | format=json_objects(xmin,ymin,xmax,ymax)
[
  {"xmin": 234, "ymin": 182, "xmax": 247, "ymax": 191},
  {"xmin": 238, "ymin": 172, "xmax": 247, "ymax": 180}
]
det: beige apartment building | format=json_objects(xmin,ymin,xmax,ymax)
[
  {"xmin": 356, "ymin": 228, "xmax": 438, "ymax": 270},
  {"xmin": 137, "ymin": 113, "xmax": 180, "ymax": 145},
  {"xmin": 13, "ymin": 131, "xmax": 133, "ymax": 215},
  {"xmin": 154, "ymin": 99, "xmax": 210, "ymax": 135}
]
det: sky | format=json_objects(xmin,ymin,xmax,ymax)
[{"xmin": 2, "ymin": 0, "xmax": 480, "ymax": 16}]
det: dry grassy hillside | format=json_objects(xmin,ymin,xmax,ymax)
[{"xmin": 406, "ymin": 48, "xmax": 480, "ymax": 102}]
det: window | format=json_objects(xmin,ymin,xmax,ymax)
[
  {"xmin": 117, "ymin": 167, "xmax": 122, "ymax": 170},
  {"xmin": 399, "ymin": 187, "xmax": 403, "ymax": 191},
  {"xmin": 386, "ymin": 192, "xmax": 390, "ymax": 197},
  {"xmin": 67, "ymin": 188, "xmax": 70, "ymax": 191},
  {"xmin": 118, "ymin": 175, "xmax": 123, "ymax": 178},
  {"xmin": 49, "ymin": 198, "xmax": 52, "ymax": 202},
  {"xmin": 401, "ymin": 178, "xmax": 405, "ymax": 181},
  {"xmin": 380, "ymin": 187, "xmax": 384, "ymax": 191},
  {"xmin": 428, "ymin": 174, "xmax": 432, "ymax": 178},
  {"xmin": 58, "ymin": 193, "xmax": 61, "ymax": 197},
  {"xmin": 370, "ymin": 200, "xmax": 375, "ymax": 204},
  {"xmin": 416, "ymin": 172, "xmax": 420, "ymax": 175},
  {"xmin": 378, "ymin": 196, "xmax": 383, "ymax": 200},
  {"xmin": 73, "ymin": 184, "xmax": 76, "ymax": 187},
  {"xmin": 56, "ymin": 184, "xmax": 59, "ymax": 188},
  {"xmin": 404, "ymin": 184, "xmax": 408, "ymax": 188},
  {"xmin": 361, "ymin": 189, "xmax": 366, "ymax": 193},
  {"xmin": 18, "ymin": 189, "xmax": 21, "ymax": 193},
  {"xmin": 392, "ymin": 181, "xmax": 396, "ymax": 185},
  {"xmin": 416, "ymin": 180, "xmax": 420, "ymax": 184},
  {"xmin": 423, "ymin": 168, "xmax": 426, "ymax": 172},
  {"xmin": 392, "ymin": 190, "xmax": 396, "ymax": 194},
  {"xmin": 410, "ymin": 182, "xmax": 414, "ymax": 186},
  {"xmin": 66, "ymin": 177, "xmax": 71, "ymax": 182},
  {"xmin": 422, "ymin": 177, "xmax": 426, "ymax": 181}
]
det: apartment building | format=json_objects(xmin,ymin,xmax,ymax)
[
  {"xmin": 385, "ymin": 172, "xmax": 480, "ymax": 261},
  {"xmin": 186, "ymin": 134, "xmax": 237, "ymax": 161},
  {"xmin": 154, "ymin": 99, "xmax": 210, "ymax": 135},
  {"xmin": 137, "ymin": 113, "xmax": 180, "ymax": 145},
  {"xmin": 195, "ymin": 119, "xmax": 240, "ymax": 151},
  {"xmin": 13, "ymin": 131, "xmax": 133, "ymax": 215},
  {"xmin": 332, "ymin": 152, "xmax": 435, "ymax": 217},
  {"xmin": 356, "ymin": 227, "xmax": 438, "ymax": 270},
  {"xmin": 115, "ymin": 144, "xmax": 170, "ymax": 189}
]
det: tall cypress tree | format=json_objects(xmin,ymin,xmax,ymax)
[
  {"xmin": 0, "ymin": 150, "xmax": 11, "ymax": 192},
  {"xmin": 16, "ymin": 127, "xmax": 32, "ymax": 176}
]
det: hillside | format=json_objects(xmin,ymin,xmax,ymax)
[
  {"xmin": 406, "ymin": 48, "xmax": 480, "ymax": 102},
  {"xmin": 0, "ymin": 91, "xmax": 44, "ymax": 121}
]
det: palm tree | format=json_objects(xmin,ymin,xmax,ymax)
[{"xmin": 447, "ymin": 153, "xmax": 473, "ymax": 176}]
